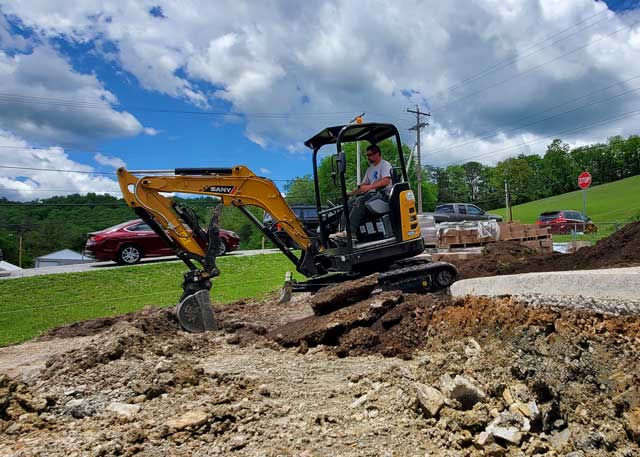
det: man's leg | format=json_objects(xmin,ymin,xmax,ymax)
[{"xmin": 349, "ymin": 193, "xmax": 380, "ymax": 235}]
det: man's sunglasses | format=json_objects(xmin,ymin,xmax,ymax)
[{"xmin": 366, "ymin": 152, "xmax": 379, "ymax": 157}]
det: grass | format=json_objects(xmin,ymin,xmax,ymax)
[
  {"xmin": 0, "ymin": 253, "xmax": 302, "ymax": 347},
  {"xmin": 491, "ymin": 175, "xmax": 640, "ymax": 242}
]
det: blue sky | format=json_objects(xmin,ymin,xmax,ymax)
[{"xmin": 1, "ymin": 0, "xmax": 640, "ymax": 200}]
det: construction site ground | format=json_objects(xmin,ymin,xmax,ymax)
[{"xmin": 2, "ymin": 222, "xmax": 640, "ymax": 456}]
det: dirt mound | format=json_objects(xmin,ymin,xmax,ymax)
[
  {"xmin": 455, "ymin": 221, "xmax": 640, "ymax": 278},
  {"xmin": 2, "ymin": 286, "xmax": 640, "ymax": 455},
  {"xmin": 268, "ymin": 289, "xmax": 640, "ymax": 360},
  {"xmin": 39, "ymin": 306, "xmax": 181, "ymax": 340}
]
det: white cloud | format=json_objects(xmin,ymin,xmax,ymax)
[
  {"xmin": 4, "ymin": 0, "xmax": 640, "ymax": 165},
  {"xmin": 0, "ymin": 130, "xmax": 122, "ymax": 201},
  {"xmin": 0, "ymin": 45, "xmax": 149, "ymax": 147},
  {"xmin": 259, "ymin": 167, "xmax": 270, "ymax": 174},
  {"xmin": 93, "ymin": 152, "xmax": 126, "ymax": 169},
  {"xmin": 143, "ymin": 127, "xmax": 160, "ymax": 136}
]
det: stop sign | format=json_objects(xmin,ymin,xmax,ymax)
[{"xmin": 578, "ymin": 171, "xmax": 592, "ymax": 190}]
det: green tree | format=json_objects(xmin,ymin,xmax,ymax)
[
  {"xmin": 492, "ymin": 155, "xmax": 535, "ymax": 205},
  {"xmin": 543, "ymin": 139, "xmax": 579, "ymax": 195}
]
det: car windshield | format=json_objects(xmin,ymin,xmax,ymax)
[
  {"xmin": 467, "ymin": 205, "xmax": 483, "ymax": 215},
  {"xmin": 436, "ymin": 204, "xmax": 454, "ymax": 213},
  {"xmin": 539, "ymin": 211, "xmax": 561, "ymax": 221},
  {"xmin": 101, "ymin": 220, "xmax": 139, "ymax": 232}
]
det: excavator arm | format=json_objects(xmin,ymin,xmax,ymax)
[{"xmin": 117, "ymin": 165, "xmax": 322, "ymax": 332}]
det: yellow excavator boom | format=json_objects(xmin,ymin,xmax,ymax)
[{"xmin": 117, "ymin": 165, "xmax": 314, "ymax": 256}]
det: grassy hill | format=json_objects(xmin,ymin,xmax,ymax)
[
  {"xmin": 490, "ymin": 175, "xmax": 640, "ymax": 242},
  {"xmin": 492, "ymin": 175, "xmax": 640, "ymax": 224}
]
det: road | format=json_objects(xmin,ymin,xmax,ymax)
[{"xmin": 0, "ymin": 248, "xmax": 281, "ymax": 280}]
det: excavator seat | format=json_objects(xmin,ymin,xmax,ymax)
[{"xmin": 362, "ymin": 167, "xmax": 400, "ymax": 216}]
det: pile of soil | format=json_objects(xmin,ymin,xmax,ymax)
[
  {"xmin": 455, "ymin": 220, "xmax": 640, "ymax": 278},
  {"xmin": 2, "ymin": 283, "xmax": 640, "ymax": 456}
]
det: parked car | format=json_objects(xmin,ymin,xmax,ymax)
[
  {"xmin": 263, "ymin": 205, "xmax": 322, "ymax": 249},
  {"xmin": 84, "ymin": 219, "xmax": 240, "ymax": 265},
  {"xmin": 536, "ymin": 210, "xmax": 597, "ymax": 234},
  {"xmin": 426, "ymin": 203, "xmax": 503, "ymax": 223}
]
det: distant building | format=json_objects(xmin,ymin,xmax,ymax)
[{"xmin": 34, "ymin": 249, "xmax": 94, "ymax": 268}]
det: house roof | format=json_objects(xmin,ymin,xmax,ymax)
[
  {"xmin": 0, "ymin": 260, "xmax": 22, "ymax": 271},
  {"xmin": 35, "ymin": 249, "xmax": 88, "ymax": 260}
]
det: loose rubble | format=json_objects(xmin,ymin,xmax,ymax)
[
  {"xmin": 1, "ymin": 283, "xmax": 639, "ymax": 456},
  {"xmin": 1, "ymin": 223, "xmax": 640, "ymax": 455}
]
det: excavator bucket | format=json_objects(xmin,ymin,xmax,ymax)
[{"xmin": 176, "ymin": 289, "xmax": 218, "ymax": 332}]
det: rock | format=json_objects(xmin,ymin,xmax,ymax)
[
  {"xmin": 107, "ymin": 402, "xmax": 141, "ymax": 418},
  {"xmin": 549, "ymin": 427, "xmax": 571, "ymax": 451},
  {"xmin": 229, "ymin": 434, "xmax": 249, "ymax": 450},
  {"xmin": 508, "ymin": 401, "xmax": 540, "ymax": 420},
  {"xmin": 226, "ymin": 334, "xmax": 241, "ymax": 345},
  {"xmin": 485, "ymin": 411, "xmax": 530, "ymax": 445},
  {"xmin": 124, "ymin": 427, "xmax": 145, "ymax": 444},
  {"xmin": 154, "ymin": 359, "xmax": 172, "ymax": 373},
  {"xmin": 439, "ymin": 374, "xmax": 486, "ymax": 410},
  {"xmin": 413, "ymin": 383, "xmax": 444, "ymax": 418},
  {"xmin": 350, "ymin": 393, "xmax": 370, "ymax": 409},
  {"xmin": 476, "ymin": 430, "xmax": 494, "ymax": 446},
  {"xmin": 65, "ymin": 398, "xmax": 95, "ymax": 419},
  {"xmin": 14, "ymin": 393, "xmax": 48, "ymax": 412},
  {"xmin": 624, "ymin": 406, "xmax": 640, "ymax": 443},
  {"xmin": 526, "ymin": 438, "xmax": 549, "ymax": 455},
  {"xmin": 258, "ymin": 384, "xmax": 271, "ymax": 397},
  {"xmin": 463, "ymin": 338, "xmax": 482, "ymax": 357},
  {"xmin": 484, "ymin": 443, "xmax": 506, "ymax": 457},
  {"xmin": 502, "ymin": 383, "xmax": 531, "ymax": 405},
  {"xmin": 165, "ymin": 409, "xmax": 209, "ymax": 430},
  {"xmin": 310, "ymin": 274, "xmax": 379, "ymax": 315},
  {"xmin": 64, "ymin": 385, "xmax": 87, "ymax": 396}
]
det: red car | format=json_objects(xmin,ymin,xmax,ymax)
[
  {"xmin": 536, "ymin": 210, "xmax": 597, "ymax": 234},
  {"xmin": 84, "ymin": 219, "xmax": 240, "ymax": 265}
]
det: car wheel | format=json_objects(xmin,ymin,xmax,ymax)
[
  {"xmin": 117, "ymin": 244, "xmax": 143, "ymax": 265},
  {"xmin": 217, "ymin": 241, "xmax": 228, "ymax": 256}
]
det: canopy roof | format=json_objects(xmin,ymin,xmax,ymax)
[{"xmin": 304, "ymin": 123, "xmax": 398, "ymax": 150}]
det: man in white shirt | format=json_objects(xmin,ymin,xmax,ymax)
[{"xmin": 332, "ymin": 144, "xmax": 393, "ymax": 240}]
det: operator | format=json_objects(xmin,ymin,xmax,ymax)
[{"xmin": 331, "ymin": 143, "xmax": 392, "ymax": 239}]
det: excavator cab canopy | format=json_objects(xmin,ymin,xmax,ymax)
[{"xmin": 304, "ymin": 123, "xmax": 399, "ymax": 150}]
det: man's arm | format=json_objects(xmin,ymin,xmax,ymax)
[{"xmin": 359, "ymin": 176, "xmax": 391, "ymax": 193}]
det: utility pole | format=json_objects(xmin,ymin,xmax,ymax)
[
  {"xmin": 349, "ymin": 113, "xmax": 365, "ymax": 184},
  {"xmin": 407, "ymin": 105, "xmax": 430, "ymax": 214},
  {"xmin": 504, "ymin": 180, "xmax": 513, "ymax": 223}
]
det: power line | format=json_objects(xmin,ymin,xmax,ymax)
[
  {"xmin": 443, "ymin": 7, "xmax": 616, "ymax": 95},
  {"xmin": 0, "ymin": 188, "xmax": 121, "ymax": 193},
  {"xmin": 0, "ymin": 92, "xmax": 356, "ymax": 118},
  {"xmin": 0, "ymin": 164, "xmax": 116, "ymax": 175},
  {"xmin": 437, "ymin": 17, "xmax": 640, "ymax": 111},
  {"xmin": 429, "ymin": 80, "xmax": 640, "ymax": 155},
  {"xmin": 445, "ymin": 109, "xmax": 640, "ymax": 166}
]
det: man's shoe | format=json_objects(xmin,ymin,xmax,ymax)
[{"xmin": 329, "ymin": 230, "xmax": 348, "ymax": 239}]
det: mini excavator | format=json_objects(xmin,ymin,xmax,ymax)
[{"xmin": 117, "ymin": 123, "xmax": 458, "ymax": 332}]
